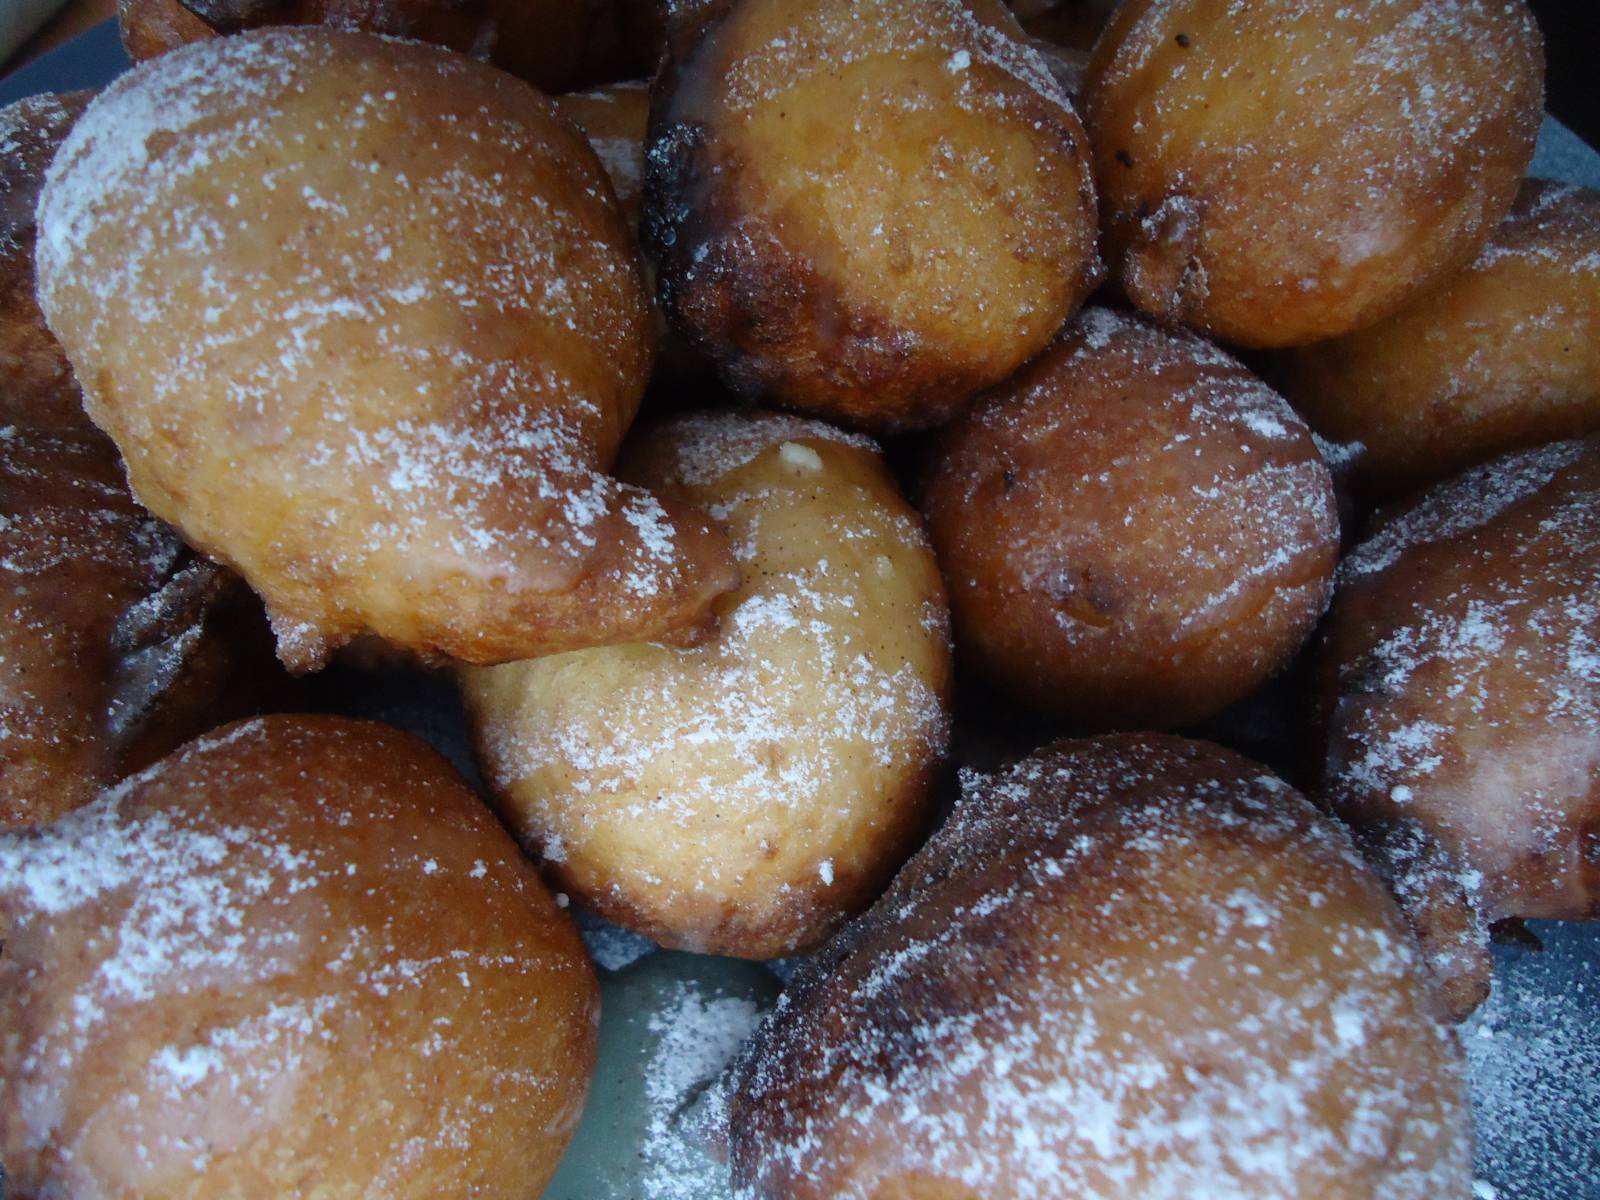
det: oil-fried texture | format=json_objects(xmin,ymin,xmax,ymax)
[
  {"xmin": 921, "ymin": 308, "xmax": 1338, "ymax": 730},
  {"xmin": 1272, "ymin": 180, "xmax": 1600, "ymax": 498},
  {"xmin": 116, "ymin": 0, "xmax": 601, "ymax": 92},
  {"xmin": 36, "ymin": 29, "xmax": 738, "ymax": 672},
  {"xmin": 1316, "ymin": 439, "xmax": 1600, "ymax": 1014},
  {"xmin": 1086, "ymin": 0, "xmax": 1543, "ymax": 348},
  {"xmin": 644, "ymin": 0, "xmax": 1101, "ymax": 431},
  {"xmin": 731, "ymin": 734, "xmax": 1472, "ymax": 1199},
  {"xmin": 0, "ymin": 715, "xmax": 599, "ymax": 1199},
  {"xmin": 463, "ymin": 411, "xmax": 953, "ymax": 958}
]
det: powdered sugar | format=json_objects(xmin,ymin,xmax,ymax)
[{"xmin": 733, "ymin": 736, "xmax": 1470, "ymax": 1198}]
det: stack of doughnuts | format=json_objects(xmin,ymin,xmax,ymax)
[{"xmin": 2, "ymin": 1, "xmax": 1594, "ymax": 1195}]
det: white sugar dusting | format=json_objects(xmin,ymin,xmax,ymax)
[
  {"xmin": 1342, "ymin": 441, "xmax": 1587, "ymax": 580},
  {"xmin": 31, "ymin": 29, "xmax": 700, "ymax": 664},
  {"xmin": 638, "ymin": 981, "xmax": 765, "ymax": 1200},
  {"xmin": 734, "ymin": 738, "xmax": 1470, "ymax": 1198}
]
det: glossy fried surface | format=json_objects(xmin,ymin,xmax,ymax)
[
  {"xmin": 732, "ymin": 735, "xmax": 1471, "ymax": 1199},
  {"xmin": 464, "ymin": 411, "xmax": 952, "ymax": 958},
  {"xmin": 1317, "ymin": 439, "xmax": 1600, "ymax": 1015},
  {"xmin": 1273, "ymin": 180, "xmax": 1600, "ymax": 498},
  {"xmin": 37, "ymin": 29, "xmax": 737, "ymax": 672},
  {"xmin": 1086, "ymin": 0, "xmax": 1543, "ymax": 348},
  {"xmin": 921, "ymin": 308, "xmax": 1338, "ymax": 730},
  {"xmin": 644, "ymin": 0, "xmax": 1101, "ymax": 431},
  {"xmin": 0, "ymin": 715, "xmax": 599, "ymax": 1199}
]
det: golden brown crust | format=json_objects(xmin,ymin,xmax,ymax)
[
  {"xmin": 920, "ymin": 308, "xmax": 1338, "ymax": 730},
  {"xmin": 37, "ymin": 30, "xmax": 738, "ymax": 672},
  {"xmin": 644, "ymin": 0, "xmax": 1102, "ymax": 431},
  {"xmin": 732, "ymin": 735, "xmax": 1472, "ymax": 1199},
  {"xmin": 463, "ymin": 410, "xmax": 953, "ymax": 958},
  {"xmin": 1270, "ymin": 180, "xmax": 1600, "ymax": 499},
  {"xmin": 1316, "ymin": 440, "xmax": 1600, "ymax": 998},
  {"xmin": 1085, "ymin": 0, "xmax": 1544, "ymax": 348},
  {"xmin": 0, "ymin": 714, "xmax": 599, "ymax": 1198}
]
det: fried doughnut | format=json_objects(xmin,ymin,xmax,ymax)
[
  {"xmin": 0, "ymin": 715, "xmax": 598, "ymax": 1198},
  {"xmin": 0, "ymin": 90, "xmax": 95, "ymax": 436},
  {"xmin": 920, "ymin": 307, "xmax": 1339, "ymax": 730},
  {"xmin": 1085, "ymin": 0, "xmax": 1544, "ymax": 348},
  {"xmin": 1271, "ymin": 180, "xmax": 1600, "ymax": 499},
  {"xmin": 1317, "ymin": 438, "xmax": 1600, "ymax": 1017},
  {"xmin": 643, "ymin": 0, "xmax": 1102, "ymax": 431},
  {"xmin": 731, "ymin": 734, "xmax": 1472, "ymax": 1199},
  {"xmin": 116, "ymin": 0, "xmax": 601, "ymax": 92},
  {"xmin": 36, "ymin": 29, "xmax": 738, "ymax": 672},
  {"xmin": 463, "ymin": 411, "xmax": 953, "ymax": 958}
]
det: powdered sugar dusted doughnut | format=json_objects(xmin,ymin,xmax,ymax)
[
  {"xmin": 35, "ymin": 28, "xmax": 737, "ymax": 672},
  {"xmin": 643, "ymin": 0, "xmax": 1102, "ymax": 431},
  {"xmin": 1086, "ymin": 0, "xmax": 1544, "ymax": 347},
  {"xmin": 1317, "ymin": 438, "xmax": 1600, "ymax": 1016},
  {"xmin": 0, "ymin": 715, "xmax": 598, "ymax": 1198},
  {"xmin": 731, "ymin": 734, "xmax": 1471, "ymax": 1199},
  {"xmin": 920, "ymin": 307, "xmax": 1338, "ymax": 729},
  {"xmin": 462, "ymin": 410, "xmax": 952, "ymax": 958},
  {"xmin": 1272, "ymin": 179, "xmax": 1600, "ymax": 499}
]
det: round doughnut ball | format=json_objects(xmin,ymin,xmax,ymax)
[
  {"xmin": 921, "ymin": 307, "xmax": 1339, "ymax": 730},
  {"xmin": 731, "ymin": 734, "xmax": 1472, "ymax": 1200},
  {"xmin": 463, "ymin": 411, "xmax": 953, "ymax": 958},
  {"xmin": 1317, "ymin": 438, "xmax": 1600, "ymax": 1014},
  {"xmin": 644, "ymin": 0, "xmax": 1102, "ymax": 431},
  {"xmin": 1085, "ymin": 0, "xmax": 1544, "ymax": 348},
  {"xmin": 0, "ymin": 715, "xmax": 598, "ymax": 1198},
  {"xmin": 116, "ymin": 0, "xmax": 599, "ymax": 93},
  {"xmin": 1271, "ymin": 180, "xmax": 1600, "ymax": 499},
  {"xmin": 36, "ymin": 29, "xmax": 738, "ymax": 672}
]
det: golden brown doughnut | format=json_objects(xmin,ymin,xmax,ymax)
[
  {"xmin": 37, "ymin": 29, "xmax": 738, "ymax": 672},
  {"xmin": 0, "ymin": 714, "xmax": 598, "ymax": 1198},
  {"xmin": 1085, "ymin": 0, "xmax": 1544, "ymax": 348},
  {"xmin": 1316, "ymin": 438, "xmax": 1600, "ymax": 1017},
  {"xmin": 644, "ymin": 0, "xmax": 1102, "ymax": 431},
  {"xmin": 920, "ymin": 307, "xmax": 1339, "ymax": 730},
  {"xmin": 463, "ymin": 410, "xmax": 953, "ymax": 958},
  {"xmin": 1271, "ymin": 179, "xmax": 1600, "ymax": 499},
  {"xmin": 731, "ymin": 735, "xmax": 1472, "ymax": 1199},
  {"xmin": 116, "ymin": 0, "xmax": 603, "ymax": 93}
]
